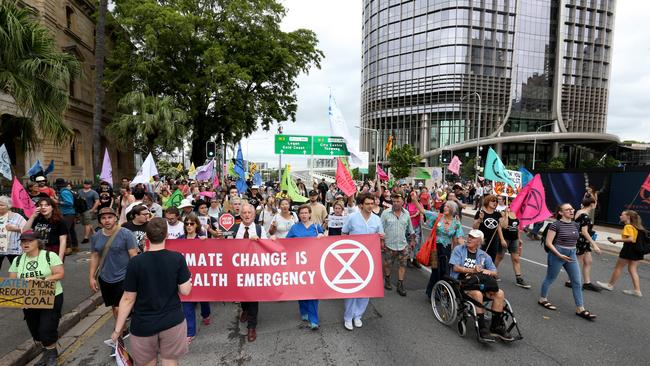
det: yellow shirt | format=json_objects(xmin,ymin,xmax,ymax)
[{"xmin": 622, "ymin": 224, "xmax": 638, "ymax": 242}]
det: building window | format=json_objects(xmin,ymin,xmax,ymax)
[
  {"xmin": 69, "ymin": 77, "xmax": 75, "ymax": 97},
  {"xmin": 70, "ymin": 130, "xmax": 81, "ymax": 166},
  {"xmin": 65, "ymin": 6, "xmax": 74, "ymax": 29}
]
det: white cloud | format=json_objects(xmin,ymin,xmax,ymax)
[{"xmin": 242, "ymin": 1, "xmax": 650, "ymax": 169}]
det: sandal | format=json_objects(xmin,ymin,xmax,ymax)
[
  {"xmin": 576, "ymin": 310, "xmax": 597, "ymax": 320},
  {"xmin": 538, "ymin": 300, "xmax": 557, "ymax": 310}
]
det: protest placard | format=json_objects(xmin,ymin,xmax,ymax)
[{"xmin": 0, "ymin": 278, "xmax": 56, "ymax": 309}]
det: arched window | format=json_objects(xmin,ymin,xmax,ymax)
[{"xmin": 65, "ymin": 6, "xmax": 74, "ymax": 29}]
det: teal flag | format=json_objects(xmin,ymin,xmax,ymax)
[{"xmin": 484, "ymin": 148, "xmax": 516, "ymax": 188}]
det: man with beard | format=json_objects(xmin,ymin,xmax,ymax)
[{"xmin": 122, "ymin": 205, "xmax": 151, "ymax": 253}]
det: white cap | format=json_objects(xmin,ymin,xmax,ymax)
[
  {"xmin": 251, "ymin": 185, "xmax": 259, "ymax": 189},
  {"xmin": 178, "ymin": 199, "xmax": 193, "ymax": 209},
  {"xmin": 468, "ymin": 229, "xmax": 484, "ymax": 241},
  {"xmin": 35, "ymin": 176, "xmax": 46, "ymax": 182}
]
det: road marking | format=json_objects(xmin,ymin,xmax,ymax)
[{"xmin": 58, "ymin": 309, "xmax": 113, "ymax": 364}]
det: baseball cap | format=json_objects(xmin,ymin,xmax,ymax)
[
  {"xmin": 20, "ymin": 230, "xmax": 39, "ymax": 241},
  {"xmin": 83, "ymin": 179, "xmax": 92, "ymax": 184},
  {"xmin": 35, "ymin": 176, "xmax": 46, "ymax": 182},
  {"xmin": 468, "ymin": 229, "xmax": 484, "ymax": 240},
  {"xmin": 97, "ymin": 207, "xmax": 117, "ymax": 218},
  {"xmin": 309, "ymin": 190, "xmax": 319, "ymax": 196}
]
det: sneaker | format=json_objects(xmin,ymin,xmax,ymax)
[
  {"xmin": 623, "ymin": 289, "xmax": 643, "ymax": 297},
  {"xmin": 596, "ymin": 281, "xmax": 614, "ymax": 291},
  {"xmin": 309, "ymin": 322, "xmax": 319, "ymax": 330},
  {"xmin": 344, "ymin": 321, "xmax": 353, "ymax": 331},
  {"xmin": 478, "ymin": 327, "xmax": 495, "ymax": 343},
  {"xmin": 353, "ymin": 318, "xmax": 363, "ymax": 328},
  {"xmin": 103, "ymin": 338, "xmax": 116, "ymax": 348},
  {"xmin": 583, "ymin": 283, "xmax": 602, "ymax": 292},
  {"xmin": 515, "ymin": 276, "xmax": 531, "ymax": 289},
  {"xmin": 564, "ymin": 281, "xmax": 572, "ymax": 288},
  {"xmin": 301, "ymin": 314, "xmax": 309, "ymax": 322},
  {"xmin": 81, "ymin": 238, "xmax": 89, "ymax": 244},
  {"xmin": 491, "ymin": 325, "xmax": 515, "ymax": 342},
  {"xmin": 495, "ymin": 275, "xmax": 501, "ymax": 282},
  {"xmin": 202, "ymin": 316, "xmax": 211, "ymax": 325},
  {"xmin": 384, "ymin": 276, "xmax": 392, "ymax": 291}
]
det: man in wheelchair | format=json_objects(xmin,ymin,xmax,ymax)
[{"xmin": 449, "ymin": 229, "xmax": 515, "ymax": 342}]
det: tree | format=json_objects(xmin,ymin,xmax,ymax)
[
  {"xmin": 106, "ymin": 92, "xmax": 188, "ymax": 159},
  {"xmin": 0, "ymin": 1, "xmax": 80, "ymax": 155},
  {"xmin": 547, "ymin": 157, "xmax": 565, "ymax": 169},
  {"xmin": 156, "ymin": 159, "xmax": 182, "ymax": 179},
  {"xmin": 106, "ymin": 0, "xmax": 323, "ymax": 163},
  {"xmin": 387, "ymin": 144, "xmax": 420, "ymax": 180},
  {"xmin": 461, "ymin": 157, "xmax": 477, "ymax": 180},
  {"xmin": 93, "ymin": 0, "xmax": 109, "ymax": 179}
]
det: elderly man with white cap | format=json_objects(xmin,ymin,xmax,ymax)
[{"xmin": 449, "ymin": 229, "xmax": 513, "ymax": 343}]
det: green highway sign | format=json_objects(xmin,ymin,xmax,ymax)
[
  {"xmin": 313, "ymin": 136, "xmax": 350, "ymax": 156},
  {"xmin": 275, "ymin": 135, "xmax": 312, "ymax": 155}
]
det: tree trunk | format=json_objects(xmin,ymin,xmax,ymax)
[
  {"xmin": 92, "ymin": 0, "xmax": 108, "ymax": 181},
  {"xmin": 190, "ymin": 134, "xmax": 209, "ymax": 168}
]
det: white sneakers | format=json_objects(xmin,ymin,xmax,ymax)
[
  {"xmin": 344, "ymin": 321, "xmax": 353, "ymax": 331},
  {"xmin": 344, "ymin": 318, "xmax": 363, "ymax": 331},
  {"xmin": 623, "ymin": 289, "xmax": 643, "ymax": 297},
  {"xmin": 596, "ymin": 281, "xmax": 613, "ymax": 291}
]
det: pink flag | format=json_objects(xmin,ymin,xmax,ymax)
[
  {"xmin": 213, "ymin": 174, "xmax": 220, "ymax": 189},
  {"xmin": 200, "ymin": 191, "xmax": 216, "ymax": 199},
  {"xmin": 11, "ymin": 177, "xmax": 35, "ymax": 218},
  {"xmin": 642, "ymin": 172, "xmax": 650, "ymax": 192},
  {"xmin": 509, "ymin": 174, "xmax": 553, "ymax": 228},
  {"xmin": 448, "ymin": 155, "xmax": 462, "ymax": 176},
  {"xmin": 336, "ymin": 158, "xmax": 357, "ymax": 196},
  {"xmin": 376, "ymin": 163, "xmax": 389, "ymax": 181}
]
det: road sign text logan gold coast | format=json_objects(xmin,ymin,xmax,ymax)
[{"xmin": 275, "ymin": 134, "xmax": 350, "ymax": 156}]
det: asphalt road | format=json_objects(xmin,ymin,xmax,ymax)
[{"xmin": 15, "ymin": 217, "xmax": 650, "ymax": 365}]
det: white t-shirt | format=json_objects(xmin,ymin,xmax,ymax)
[
  {"xmin": 166, "ymin": 222, "xmax": 184, "ymax": 239},
  {"xmin": 272, "ymin": 212, "xmax": 298, "ymax": 238},
  {"xmin": 258, "ymin": 207, "xmax": 276, "ymax": 233}
]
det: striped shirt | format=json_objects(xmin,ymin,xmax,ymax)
[
  {"xmin": 549, "ymin": 220, "xmax": 580, "ymax": 248},
  {"xmin": 381, "ymin": 208, "xmax": 414, "ymax": 251}
]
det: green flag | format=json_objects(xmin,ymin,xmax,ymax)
[
  {"xmin": 484, "ymin": 147, "xmax": 516, "ymax": 188},
  {"xmin": 168, "ymin": 189, "xmax": 184, "ymax": 208},
  {"xmin": 227, "ymin": 160, "xmax": 236, "ymax": 177},
  {"xmin": 281, "ymin": 165, "xmax": 308, "ymax": 203},
  {"xmin": 415, "ymin": 167, "xmax": 431, "ymax": 179}
]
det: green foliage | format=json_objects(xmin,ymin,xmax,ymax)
[
  {"xmin": 0, "ymin": 0, "xmax": 80, "ymax": 150},
  {"xmin": 106, "ymin": 91, "xmax": 188, "ymax": 158},
  {"xmin": 351, "ymin": 168, "xmax": 360, "ymax": 180},
  {"xmin": 156, "ymin": 159, "xmax": 183, "ymax": 179},
  {"xmin": 387, "ymin": 144, "xmax": 420, "ymax": 180},
  {"xmin": 547, "ymin": 157, "xmax": 566, "ymax": 169},
  {"xmin": 462, "ymin": 157, "xmax": 477, "ymax": 180},
  {"xmin": 105, "ymin": 0, "xmax": 323, "ymax": 163}
]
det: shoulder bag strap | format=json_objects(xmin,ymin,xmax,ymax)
[{"xmin": 94, "ymin": 226, "xmax": 122, "ymax": 281}]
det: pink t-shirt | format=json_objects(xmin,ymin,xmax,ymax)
[{"xmin": 406, "ymin": 203, "xmax": 420, "ymax": 228}]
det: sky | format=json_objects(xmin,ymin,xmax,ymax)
[{"xmin": 242, "ymin": 0, "xmax": 650, "ymax": 169}]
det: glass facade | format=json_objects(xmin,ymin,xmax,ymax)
[{"xmin": 360, "ymin": 0, "xmax": 616, "ymax": 165}]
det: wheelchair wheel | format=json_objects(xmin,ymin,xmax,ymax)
[
  {"xmin": 431, "ymin": 280, "xmax": 458, "ymax": 325},
  {"xmin": 457, "ymin": 318, "xmax": 467, "ymax": 337}
]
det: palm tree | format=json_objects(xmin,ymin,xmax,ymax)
[
  {"xmin": 106, "ymin": 91, "xmax": 188, "ymax": 159},
  {"xmin": 0, "ymin": 0, "xmax": 80, "ymax": 152},
  {"xmin": 93, "ymin": 0, "xmax": 108, "ymax": 180}
]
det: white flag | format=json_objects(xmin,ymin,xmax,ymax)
[
  {"xmin": 100, "ymin": 148, "xmax": 113, "ymax": 187},
  {"xmin": 328, "ymin": 93, "xmax": 363, "ymax": 168},
  {"xmin": 0, "ymin": 144, "xmax": 11, "ymax": 180},
  {"xmin": 131, "ymin": 153, "xmax": 158, "ymax": 185}
]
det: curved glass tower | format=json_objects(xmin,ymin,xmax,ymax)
[{"xmin": 360, "ymin": 0, "xmax": 618, "ymax": 167}]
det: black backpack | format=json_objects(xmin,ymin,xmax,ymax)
[
  {"xmin": 72, "ymin": 190, "xmax": 88, "ymax": 214},
  {"xmin": 15, "ymin": 251, "xmax": 52, "ymax": 267},
  {"xmin": 634, "ymin": 229, "xmax": 650, "ymax": 255},
  {"xmin": 539, "ymin": 221, "xmax": 558, "ymax": 253}
]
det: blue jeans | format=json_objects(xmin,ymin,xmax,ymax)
[
  {"xmin": 182, "ymin": 302, "xmax": 211, "ymax": 337},
  {"xmin": 299, "ymin": 300, "xmax": 319, "ymax": 325},
  {"xmin": 541, "ymin": 246, "xmax": 583, "ymax": 307}
]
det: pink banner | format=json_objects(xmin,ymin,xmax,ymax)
[
  {"xmin": 448, "ymin": 156, "xmax": 462, "ymax": 176},
  {"xmin": 11, "ymin": 177, "xmax": 35, "ymax": 217},
  {"xmin": 336, "ymin": 157, "xmax": 357, "ymax": 196},
  {"xmin": 166, "ymin": 234, "xmax": 383, "ymax": 302},
  {"xmin": 509, "ymin": 174, "xmax": 553, "ymax": 228},
  {"xmin": 376, "ymin": 163, "xmax": 389, "ymax": 181}
]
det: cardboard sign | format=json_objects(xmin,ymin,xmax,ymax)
[
  {"xmin": 166, "ymin": 234, "xmax": 383, "ymax": 302},
  {"xmin": 0, "ymin": 278, "xmax": 56, "ymax": 309},
  {"xmin": 494, "ymin": 169, "xmax": 522, "ymax": 198}
]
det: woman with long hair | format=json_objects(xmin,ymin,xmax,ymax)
[
  {"xmin": 597, "ymin": 210, "xmax": 644, "ymax": 297},
  {"xmin": 258, "ymin": 197, "xmax": 277, "ymax": 234},
  {"xmin": 567, "ymin": 197, "xmax": 602, "ymax": 292},
  {"xmin": 117, "ymin": 186, "xmax": 135, "ymax": 224},
  {"xmin": 405, "ymin": 191, "xmax": 422, "ymax": 268},
  {"xmin": 539, "ymin": 203, "xmax": 597, "ymax": 320},
  {"xmin": 268, "ymin": 198, "xmax": 297, "ymax": 238},
  {"xmin": 23, "ymin": 197, "xmax": 67, "ymax": 260},
  {"xmin": 495, "ymin": 201, "xmax": 531, "ymax": 288},
  {"xmin": 179, "ymin": 213, "xmax": 210, "ymax": 343},
  {"xmin": 9, "ymin": 230, "xmax": 65, "ymax": 365},
  {"xmin": 472, "ymin": 195, "xmax": 506, "ymax": 263}
]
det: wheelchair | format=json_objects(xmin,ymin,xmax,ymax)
[{"xmin": 431, "ymin": 274, "xmax": 523, "ymax": 343}]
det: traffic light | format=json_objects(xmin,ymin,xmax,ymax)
[
  {"xmin": 441, "ymin": 150, "xmax": 452, "ymax": 164},
  {"xmin": 206, "ymin": 141, "xmax": 217, "ymax": 158}
]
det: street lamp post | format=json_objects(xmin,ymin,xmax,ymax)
[
  {"xmin": 460, "ymin": 92, "xmax": 481, "ymax": 183},
  {"xmin": 355, "ymin": 125, "xmax": 380, "ymax": 168},
  {"xmin": 532, "ymin": 122, "xmax": 556, "ymax": 171}
]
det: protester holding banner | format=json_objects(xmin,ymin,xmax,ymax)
[
  {"xmin": 326, "ymin": 201, "xmax": 346, "ymax": 236},
  {"xmin": 341, "ymin": 193, "xmax": 385, "ymax": 331},
  {"xmin": 23, "ymin": 198, "xmax": 68, "ymax": 260},
  {"xmin": 257, "ymin": 197, "xmax": 277, "ymax": 233},
  {"xmin": 111, "ymin": 218, "xmax": 192, "ymax": 366},
  {"xmin": 473, "ymin": 195, "xmax": 506, "ymax": 263},
  {"xmin": 9, "ymin": 230, "xmax": 64, "ymax": 366},
  {"xmin": 597, "ymin": 210, "xmax": 644, "ymax": 297},
  {"xmin": 232, "ymin": 204, "xmax": 268, "ymax": 342},
  {"xmin": 269, "ymin": 198, "xmax": 297, "ymax": 239},
  {"xmin": 286, "ymin": 204, "xmax": 326, "ymax": 330},
  {"xmin": 0, "ymin": 196, "xmax": 26, "ymax": 269},
  {"xmin": 539, "ymin": 204, "xmax": 597, "ymax": 320}
]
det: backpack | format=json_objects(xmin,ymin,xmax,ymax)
[
  {"xmin": 539, "ymin": 221, "xmax": 558, "ymax": 253},
  {"xmin": 15, "ymin": 250, "xmax": 52, "ymax": 267},
  {"xmin": 72, "ymin": 190, "xmax": 88, "ymax": 214},
  {"xmin": 634, "ymin": 229, "xmax": 650, "ymax": 255}
]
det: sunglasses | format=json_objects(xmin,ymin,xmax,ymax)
[{"xmin": 184, "ymin": 222, "xmax": 196, "ymax": 226}]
